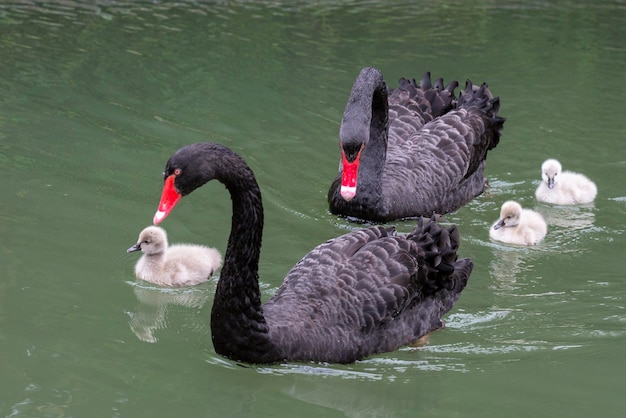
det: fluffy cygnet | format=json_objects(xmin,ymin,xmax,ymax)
[
  {"xmin": 127, "ymin": 226, "xmax": 222, "ymax": 287},
  {"xmin": 490, "ymin": 200, "xmax": 547, "ymax": 246},
  {"xmin": 535, "ymin": 159, "xmax": 597, "ymax": 205}
]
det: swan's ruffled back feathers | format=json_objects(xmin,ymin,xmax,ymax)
[
  {"xmin": 387, "ymin": 73, "xmax": 458, "ymax": 142},
  {"xmin": 262, "ymin": 217, "xmax": 471, "ymax": 362},
  {"xmin": 391, "ymin": 80, "xmax": 502, "ymax": 173},
  {"xmin": 382, "ymin": 79, "xmax": 504, "ymax": 214}
]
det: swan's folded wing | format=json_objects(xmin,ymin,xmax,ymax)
[
  {"xmin": 263, "ymin": 217, "xmax": 471, "ymax": 362},
  {"xmin": 387, "ymin": 73, "xmax": 458, "ymax": 146},
  {"xmin": 386, "ymin": 81, "xmax": 504, "ymax": 191},
  {"xmin": 266, "ymin": 226, "xmax": 421, "ymax": 332},
  {"xmin": 455, "ymin": 82, "xmax": 503, "ymax": 179},
  {"xmin": 342, "ymin": 237, "xmax": 420, "ymax": 332}
]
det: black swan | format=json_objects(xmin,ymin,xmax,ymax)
[
  {"xmin": 152, "ymin": 142, "xmax": 473, "ymax": 364},
  {"xmin": 328, "ymin": 67, "xmax": 505, "ymax": 223}
]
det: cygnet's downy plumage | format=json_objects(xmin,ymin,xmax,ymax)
[
  {"xmin": 535, "ymin": 159, "xmax": 597, "ymax": 205},
  {"xmin": 489, "ymin": 201, "xmax": 547, "ymax": 246},
  {"xmin": 127, "ymin": 226, "xmax": 222, "ymax": 287}
]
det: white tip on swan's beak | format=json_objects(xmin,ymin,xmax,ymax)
[{"xmin": 340, "ymin": 186, "xmax": 357, "ymax": 201}]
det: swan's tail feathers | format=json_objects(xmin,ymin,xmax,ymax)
[
  {"xmin": 441, "ymin": 257, "xmax": 473, "ymax": 311},
  {"xmin": 407, "ymin": 216, "xmax": 472, "ymax": 303},
  {"xmin": 396, "ymin": 72, "xmax": 458, "ymax": 119},
  {"xmin": 445, "ymin": 79, "xmax": 459, "ymax": 96},
  {"xmin": 428, "ymin": 78, "xmax": 459, "ymax": 118},
  {"xmin": 458, "ymin": 79, "xmax": 506, "ymax": 152},
  {"xmin": 488, "ymin": 97, "xmax": 505, "ymax": 149},
  {"xmin": 415, "ymin": 72, "xmax": 459, "ymax": 95},
  {"xmin": 419, "ymin": 71, "xmax": 432, "ymax": 90}
]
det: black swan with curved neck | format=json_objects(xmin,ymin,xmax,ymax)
[
  {"xmin": 328, "ymin": 67, "xmax": 505, "ymax": 223},
  {"xmin": 153, "ymin": 142, "xmax": 473, "ymax": 364}
]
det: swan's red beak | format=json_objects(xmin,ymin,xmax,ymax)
[
  {"xmin": 153, "ymin": 174, "xmax": 182, "ymax": 225},
  {"xmin": 340, "ymin": 147, "xmax": 362, "ymax": 201}
]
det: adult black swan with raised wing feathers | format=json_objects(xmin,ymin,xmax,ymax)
[
  {"xmin": 328, "ymin": 67, "xmax": 505, "ymax": 223},
  {"xmin": 153, "ymin": 142, "xmax": 473, "ymax": 364}
]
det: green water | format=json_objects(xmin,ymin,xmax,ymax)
[{"xmin": 1, "ymin": 1, "xmax": 625, "ymax": 417}]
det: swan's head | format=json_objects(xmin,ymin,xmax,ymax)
[
  {"xmin": 127, "ymin": 226, "xmax": 168, "ymax": 255},
  {"xmin": 153, "ymin": 143, "xmax": 227, "ymax": 224},
  {"xmin": 337, "ymin": 67, "xmax": 388, "ymax": 202},
  {"xmin": 493, "ymin": 200, "xmax": 523, "ymax": 230},
  {"xmin": 541, "ymin": 159, "xmax": 562, "ymax": 189}
]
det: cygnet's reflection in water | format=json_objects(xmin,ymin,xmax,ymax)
[
  {"xmin": 488, "ymin": 244, "xmax": 540, "ymax": 293},
  {"xmin": 126, "ymin": 281, "xmax": 213, "ymax": 343},
  {"xmin": 539, "ymin": 203, "xmax": 596, "ymax": 231}
]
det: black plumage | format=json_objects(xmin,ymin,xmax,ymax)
[
  {"xmin": 155, "ymin": 142, "xmax": 473, "ymax": 364},
  {"xmin": 329, "ymin": 67, "xmax": 505, "ymax": 223}
]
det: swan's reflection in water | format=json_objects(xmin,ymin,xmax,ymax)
[
  {"xmin": 282, "ymin": 379, "xmax": 397, "ymax": 418},
  {"xmin": 126, "ymin": 281, "xmax": 214, "ymax": 343}
]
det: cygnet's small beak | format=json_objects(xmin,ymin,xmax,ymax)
[
  {"xmin": 493, "ymin": 220, "xmax": 505, "ymax": 230},
  {"xmin": 127, "ymin": 243, "xmax": 141, "ymax": 253}
]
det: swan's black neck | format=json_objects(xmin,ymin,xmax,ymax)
[
  {"xmin": 209, "ymin": 149, "xmax": 282, "ymax": 362},
  {"xmin": 356, "ymin": 73, "xmax": 389, "ymax": 194},
  {"xmin": 332, "ymin": 67, "xmax": 389, "ymax": 219},
  {"xmin": 340, "ymin": 67, "xmax": 389, "ymax": 176},
  {"xmin": 169, "ymin": 143, "xmax": 279, "ymax": 362}
]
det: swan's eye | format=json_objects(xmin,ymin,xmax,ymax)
[{"xmin": 174, "ymin": 168, "xmax": 182, "ymax": 176}]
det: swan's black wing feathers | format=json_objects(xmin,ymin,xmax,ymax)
[
  {"xmin": 457, "ymin": 81, "xmax": 504, "ymax": 178},
  {"xmin": 263, "ymin": 216, "xmax": 471, "ymax": 363},
  {"xmin": 381, "ymin": 78, "xmax": 505, "ymax": 216},
  {"xmin": 388, "ymin": 73, "xmax": 458, "ymax": 141}
]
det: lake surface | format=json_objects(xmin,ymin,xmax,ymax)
[{"xmin": 1, "ymin": 0, "xmax": 625, "ymax": 417}]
